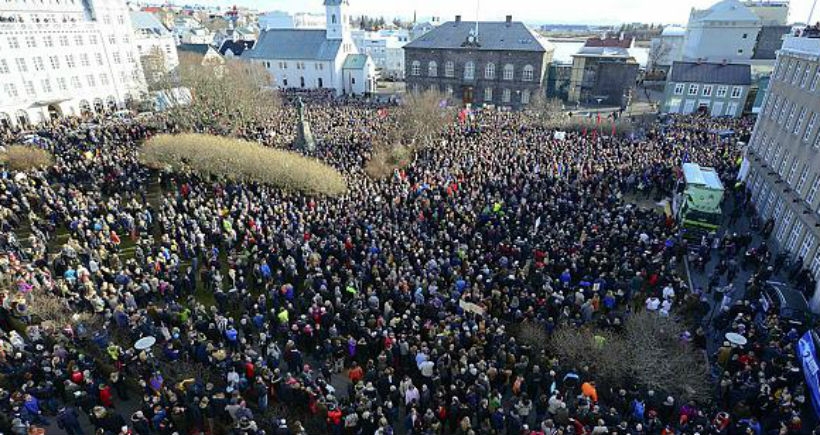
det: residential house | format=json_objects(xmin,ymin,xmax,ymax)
[{"xmin": 662, "ymin": 61, "xmax": 752, "ymax": 117}]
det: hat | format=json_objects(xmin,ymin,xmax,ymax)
[{"xmin": 664, "ymin": 396, "xmax": 674, "ymax": 406}]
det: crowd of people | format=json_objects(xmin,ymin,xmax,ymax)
[{"xmin": 0, "ymin": 93, "xmax": 814, "ymax": 435}]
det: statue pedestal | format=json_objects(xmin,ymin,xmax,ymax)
[{"xmin": 298, "ymin": 120, "xmax": 316, "ymax": 152}]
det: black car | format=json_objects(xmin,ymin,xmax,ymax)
[{"xmin": 762, "ymin": 281, "xmax": 812, "ymax": 325}]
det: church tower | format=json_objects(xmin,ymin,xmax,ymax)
[{"xmin": 324, "ymin": 0, "xmax": 350, "ymax": 40}]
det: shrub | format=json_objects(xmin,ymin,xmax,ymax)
[
  {"xmin": 2, "ymin": 145, "xmax": 53, "ymax": 171},
  {"xmin": 365, "ymin": 144, "xmax": 413, "ymax": 179},
  {"xmin": 139, "ymin": 134, "xmax": 347, "ymax": 197}
]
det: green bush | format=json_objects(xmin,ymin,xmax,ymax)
[{"xmin": 140, "ymin": 134, "xmax": 347, "ymax": 196}]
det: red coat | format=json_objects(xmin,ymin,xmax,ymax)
[{"xmin": 99, "ymin": 385, "xmax": 113, "ymax": 407}]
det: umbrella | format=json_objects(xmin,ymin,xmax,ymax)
[
  {"xmin": 725, "ymin": 332, "xmax": 747, "ymax": 346},
  {"xmin": 134, "ymin": 336, "xmax": 156, "ymax": 351}
]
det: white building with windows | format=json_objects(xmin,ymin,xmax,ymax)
[
  {"xmin": 351, "ymin": 29, "xmax": 409, "ymax": 80},
  {"xmin": 243, "ymin": 0, "xmax": 375, "ymax": 95},
  {"xmin": 0, "ymin": 0, "xmax": 145, "ymax": 128},
  {"xmin": 131, "ymin": 11, "xmax": 179, "ymax": 78},
  {"xmin": 682, "ymin": 0, "xmax": 762, "ymax": 62},
  {"xmin": 662, "ymin": 61, "xmax": 752, "ymax": 117}
]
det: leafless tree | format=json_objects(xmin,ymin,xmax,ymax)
[{"xmin": 527, "ymin": 92, "xmax": 568, "ymax": 128}]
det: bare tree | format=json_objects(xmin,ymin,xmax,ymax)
[
  {"xmin": 543, "ymin": 311, "xmax": 710, "ymax": 402},
  {"xmin": 142, "ymin": 46, "xmax": 178, "ymax": 92},
  {"xmin": 647, "ymin": 39, "xmax": 673, "ymax": 78},
  {"xmin": 527, "ymin": 92, "xmax": 568, "ymax": 128},
  {"xmin": 391, "ymin": 89, "xmax": 452, "ymax": 147},
  {"xmin": 170, "ymin": 53, "xmax": 280, "ymax": 130}
]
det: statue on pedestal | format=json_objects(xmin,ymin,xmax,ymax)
[{"xmin": 296, "ymin": 97, "xmax": 316, "ymax": 152}]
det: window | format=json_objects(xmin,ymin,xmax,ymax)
[
  {"xmin": 25, "ymin": 36, "xmax": 36, "ymax": 48},
  {"xmin": 778, "ymin": 101, "xmax": 791, "ymax": 125},
  {"xmin": 730, "ymin": 86, "xmax": 742, "ymax": 98},
  {"xmin": 117, "ymin": 15, "xmax": 125, "ymax": 25},
  {"xmin": 122, "ymin": 35, "xmax": 129, "ymax": 45},
  {"xmin": 0, "ymin": 60, "xmax": 8, "ymax": 74},
  {"xmin": 103, "ymin": 15, "xmax": 111, "ymax": 25},
  {"xmin": 446, "ymin": 86, "xmax": 453, "ymax": 96},
  {"xmin": 89, "ymin": 35, "xmax": 97, "ymax": 45},
  {"xmin": 801, "ymin": 65, "xmax": 812, "ymax": 88},
  {"xmin": 318, "ymin": 78, "xmax": 323, "ymax": 88},
  {"xmin": 808, "ymin": 175, "xmax": 820, "ymax": 205},
  {"xmin": 112, "ymin": 52, "xmax": 121, "ymax": 64},
  {"xmin": 779, "ymin": 151, "xmax": 791, "ymax": 177},
  {"xmin": 794, "ymin": 107, "xmax": 807, "ymax": 135},
  {"xmin": 100, "ymin": 74, "xmax": 109, "ymax": 86},
  {"xmin": 80, "ymin": 54, "xmax": 90, "ymax": 67},
  {"xmin": 484, "ymin": 87, "xmax": 493, "ymax": 102},
  {"xmin": 522, "ymin": 65, "xmax": 534, "ymax": 82},
  {"xmin": 776, "ymin": 210, "xmax": 793, "ymax": 243},
  {"xmin": 24, "ymin": 81, "xmax": 36, "ymax": 97},
  {"xmin": 4, "ymin": 83, "xmax": 18, "ymax": 99},
  {"xmin": 59, "ymin": 35, "xmax": 69, "ymax": 47},
  {"xmin": 806, "ymin": 113, "xmax": 818, "ymax": 142},
  {"xmin": 86, "ymin": 75, "xmax": 95, "ymax": 87},
  {"xmin": 71, "ymin": 76, "xmax": 82, "ymax": 89},
  {"xmin": 702, "ymin": 85, "xmax": 713, "ymax": 97},
  {"xmin": 8, "ymin": 37, "xmax": 20, "ymax": 49},
  {"xmin": 742, "ymin": 33, "xmax": 748, "ymax": 38},
  {"xmin": 108, "ymin": 35, "xmax": 116, "ymax": 45},
  {"xmin": 503, "ymin": 64, "xmax": 514, "ymax": 81},
  {"xmin": 786, "ymin": 222, "xmax": 804, "ymax": 253},
  {"xmin": 95, "ymin": 53, "xmax": 103, "ymax": 66},
  {"xmin": 738, "ymin": 49, "xmax": 743, "ymax": 55},
  {"xmin": 797, "ymin": 164, "xmax": 811, "ymax": 193},
  {"xmin": 74, "ymin": 35, "xmax": 83, "ymax": 46},
  {"xmin": 502, "ymin": 88, "xmax": 511, "ymax": 103},
  {"xmin": 813, "ymin": 251, "xmax": 820, "ymax": 281},
  {"xmin": 812, "ymin": 70, "xmax": 820, "ymax": 92},
  {"xmin": 411, "ymin": 61, "xmax": 420, "ymax": 76},
  {"xmin": 41, "ymin": 79, "xmax": 52, "ymax": 93},
  {"xmin": 673, "ymin": 83, "xmax": 684, "ymax": 95},
  {"xmin": 464, "ymin": 61, "xmax": 475, "ymax": 80},
  {"xmin": 65, "ymin": 55, "xmax": 76, "ymax": 69},
  {"xmin": 521, "ymin": 89, "xmax": 531, "ymax": 104},
  {"xmin": 15, "ymin": 58, "xmax": 27, "ymax": 73},
  {"xmin": 787, "ymin": 103, "xmax": 797, "ymax": 129},
  {"xmin": 49, "ymin": 56, "xmax": 59, "ymax": 70},
  {"xmin": 33, "ymin": 57, "xmax": 44, "ymax": 71},
  {"xmin": 126, "ymin": 52, "xmax": 135, "ymax": 64},
  {"xmin": 485, "ymin": 63, "xmax": 495, "ymax": 79},
  {"xmin": 800, "ymin": 235, "xmax": 816, "ymax": 266},
  {"xmin": 428, "ymin": 61, "xmax": 437, "ymax": 77},
  {"xmin": 331, "ymin": 14, "xmax": 336, "ymax": 24},
  {"xmin": 56, "ymin": 77, "xmax": 67, "ymax": 91},
  {"xmin": 783, "ymin": 59, "xmax": 793, "ymax": 81},
  {"xmin": 445, "ymin": 61, "xmax": 454, "ymax": 78},
  {"xmin": 714, "ymin": 85, "xmax": 727, "ymax": 98},
  {"xmin": 688, "ymin": 84, "xmax": 699, "ymax": 95},
  {"xmin": 792, "ymin": 62, "xmax": 802, "ymax": 85},
  {"xmin": 788, "ymin": 160, "xmax": 799, "ymax": 185}
]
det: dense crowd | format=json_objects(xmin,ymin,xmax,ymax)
[{"xmin": 0, "ymin": 95, "xmax": 813, "ymax": 435}]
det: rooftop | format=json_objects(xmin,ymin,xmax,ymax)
[
  {"xmin": 584, "ymin": 36, "xmax": 633, "ymax": 48},
  {"xmin": 669, "ymin": 61, "xmax": 752, "ymax": 85},
  {"xmin": 244, "ymin": 29, "xmax": 342, "ymax": 61},
  {"xmin": 404, "ymin": 20, "xmax": 551, "ymax": 52}
]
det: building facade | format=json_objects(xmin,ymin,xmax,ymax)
[
  {"xmin": 0, "ymin": 0, "xmax": 145, "ymax": 128},
  {"xmin": 682, "ymin": 0, "xmax": 762, "ymax": 62},
  {"xmin": 403, "ymin": 16, "xmax": 554, "ymax": 109},
  {"xmin": 744, "ymin": 35, "xmax": 820, "ymax": 283},
  {"xmin": 648, "ymin": 26, "xmax": 686, "ymax": 76},
  {"xmin": 244, "ymin": 0, "xmax": 373, "ymax": 95},
  {"xmin": 662, "ymin": 61, "xmax": 752, "ymax": 117},
  {"xmin": 567, "ymin": 38, "xmax": 640, "ymax": 106},
  {"xmin": 351, "ymin": 29, "xmax": 408, "ymax": 80},
  {"xmin": 131, "ymin": 11, "xmax": 179, "ymax": 83}
]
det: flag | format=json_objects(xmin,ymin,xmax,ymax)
[
  {"xmin": 596, "ymin": 113, "xmax": 601, "ymax": 126},
  {"xmin": 377, "ymin": 108, "xmax": 389, "ymax": 119},
  {"xmin": 582, "ymin": 127, "xmax": 587, "ymax": 137},
  {"xmin": 611, "ymin": 121, "xmax": 616, "ymax": 137}
]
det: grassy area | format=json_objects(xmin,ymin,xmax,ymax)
[{"xmin": 140, "ymin": 134, "xmax": 347, "ymax": 197}]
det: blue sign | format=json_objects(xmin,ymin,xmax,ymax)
[{"xmin": 798, "ymin": 331, "xmax": 820, "ymax": 417}]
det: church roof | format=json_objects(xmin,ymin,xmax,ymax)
[
  {"xmin": 404, "ymin": 21, "xmax": 549, "ymax": 52},
  {"xmin": 244, "ymin": 29, "xmax": 342, "ymax": 61},
  {"xmin": 342, "ymin": 54, "xmax": 369, "ymax": 69},
  {"xmin": 219, "ymin": 39, "xmax": 255, "ymax": 56},
  {"xmin": 130, "ymin": 11, "xmax": 170, "ymax": 36}
]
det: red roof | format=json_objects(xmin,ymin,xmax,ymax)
[
  {"xmin": 141, "ymin": 6, "xmax": 161, "ymax": 12},
  {"xmin": 584, "ymin": 37, "xmax": 633, "ymax": 48}
]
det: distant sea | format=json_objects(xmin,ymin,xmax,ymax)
[{"xmin": 550, "ymin": 40, "xmax": 649, "ymax": 68}]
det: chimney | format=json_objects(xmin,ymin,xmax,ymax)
[
  {"xmin": 455, "ymin": 15, "xmax": 461, "ymax": 24},
  {"xmin": 506, "ymin": 15, "xmax": 512, "ymax": 26}
]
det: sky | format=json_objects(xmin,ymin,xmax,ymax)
[{"xmin": 182, "ymin": 0, "xmax": 815, "ymax": 26}]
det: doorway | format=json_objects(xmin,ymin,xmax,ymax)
[
  {"xmin": 47, "ymin": 104, "xmax": 62, "ymax": 121},
  {"xmin": 462, "ymin": 86, "xmax": 474, "ymax": 105}
]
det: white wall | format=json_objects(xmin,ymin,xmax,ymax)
[
  {"xmin": 683, "ymin": 23, "xmax": 761, "ymax": 61},
  {"xmin": 134, "ymin": 34, "xmax": 179, "ymax": 71},
  {"xmin": 257, "ymin": 59, "xmax": 334, "ymax": 90},
  {"xmin": 0, "ymin": 0, "xmax": 145, "ymax": 127}
]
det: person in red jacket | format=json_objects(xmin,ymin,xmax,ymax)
[
  {"xmin": 327, "ymin": 404, "xmax": 343, "ymax": 435},
  {"xmin": 99, "ymin": 383, "xmax": 114, "ymax": 408}
]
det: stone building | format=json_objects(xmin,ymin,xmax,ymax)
[
  {"xmin": 403, "ymin": 15, "xmax": 553, "ymax": 108},
  {"xmin": 744, "ymin": 34, "xmax": 820, "ymax": 282}
]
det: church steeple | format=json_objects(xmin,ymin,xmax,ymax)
[{"xmin": 324, "ymin": 0, "xmax": 350, "ymax": 40}]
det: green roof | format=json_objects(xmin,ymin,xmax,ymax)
[{"xmin": 342, "ymin": 54, "xmax": 368, "ymax": 70}]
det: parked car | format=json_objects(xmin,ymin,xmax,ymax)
[{"xmin": 762, "ymin": 281, "xmax": 812, "ymax": 325}]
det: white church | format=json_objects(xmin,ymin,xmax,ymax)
[{"xmin": 244, "ymin": 0, "xmax": 376, "ymax": 95}]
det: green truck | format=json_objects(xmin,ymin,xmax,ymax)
[{"xmin": 674, "ymin": 163, "xmax": 725, "ymax": 239}]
